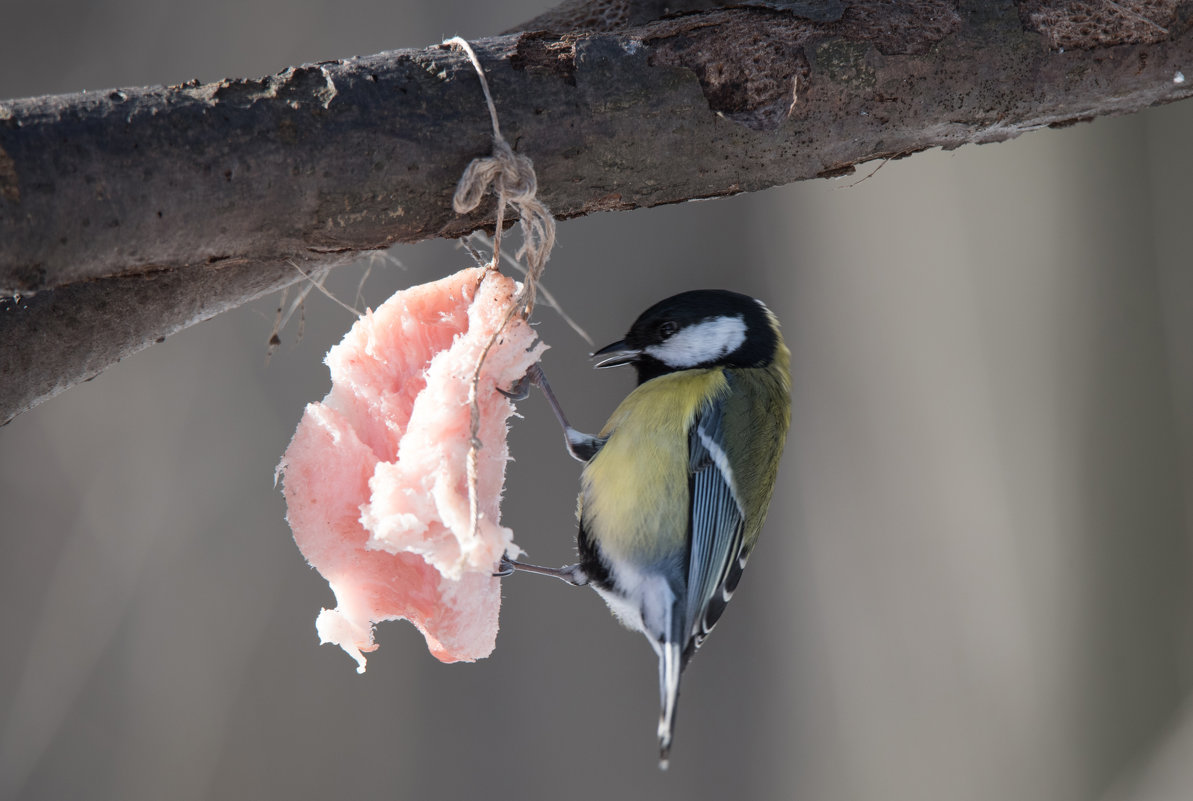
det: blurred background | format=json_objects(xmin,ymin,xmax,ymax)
[{"xmin": 2, "ymin": 2, "xmax": 1191, "ymax": 800}]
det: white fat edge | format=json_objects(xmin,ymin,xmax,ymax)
[
  {"xmin": 644, "ymin": 315, "xmax": 747, "ymax": 368},
  {"xmin": 315, "ymin": 607, "xmax": 371, "ymax": 673}
]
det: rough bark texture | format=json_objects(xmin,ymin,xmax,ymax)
[{"xmin": 2, "ymin": 0, "xmax": 1191, "ymax": 422}]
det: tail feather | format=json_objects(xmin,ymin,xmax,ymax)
[{"xmin": 657, "ymin": 640, "xmax": 683, "ymax": 770}]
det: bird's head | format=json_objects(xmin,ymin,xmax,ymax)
[{"xmin": 592, "ymin": 289, "xmax": 781, "ymax": 384}]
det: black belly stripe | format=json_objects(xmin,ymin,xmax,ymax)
[{"xmin": 576, "ymin": 519, "xmax": 613, "ymax": 591}]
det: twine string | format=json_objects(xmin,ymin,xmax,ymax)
[
  {"xmin": 444, "ymin": 36, "xmax": 557, "ymax": 546},
  {"xmin": 446, "ymin": 36, "xmax": 556, "ymax": 317}
]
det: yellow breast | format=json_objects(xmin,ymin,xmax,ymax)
[{"xmin": 578, "ymin": 369, "xmax": 730, "ymax": 563}]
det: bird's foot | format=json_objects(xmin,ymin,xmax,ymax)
[
  {"xmin": 497, "ymin": 363, "xmax": 544, "ymax": 401},
  {"xmin": 496, "ymin": 374, "xmax": 531, "ymax": 401},
  {"xmin": 494, "ymin": 555, "xmax": 588, "ymax": 586}
]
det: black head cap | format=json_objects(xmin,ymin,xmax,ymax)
[{"xmin": 593, "ymin": 289, "xmax": 780, "ymax": 384}]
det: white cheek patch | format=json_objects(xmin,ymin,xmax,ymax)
[{"xmin": 645, "ymin": 315, "xmax": 747, "ymax": 368}]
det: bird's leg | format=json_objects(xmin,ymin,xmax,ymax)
[
  {"xmin": 495, "ymin": 554, "xmax": 589, "ymax": 586},
  {"xmin": 529, "ymin": 365, "xmax": 602, "ymax": 461},
  {"xmin": 501, "ymin": 364, "xmax": 605, "ymax": 462}
]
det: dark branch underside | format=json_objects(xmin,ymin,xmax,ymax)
[{"xmin": 2, "ymin": 0, "xmax": 1191, "ymax": 422}]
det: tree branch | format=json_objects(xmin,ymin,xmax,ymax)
[{"xmin": 2, "ymin": 0, "xmax": 1191, "ymax": 422}]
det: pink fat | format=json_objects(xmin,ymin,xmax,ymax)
[{"xmin": 279, "ymin": 268, "xmax": 546, "ymax": 667}]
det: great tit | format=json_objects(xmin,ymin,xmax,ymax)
[{"xmin": 499, "ymin": 289, "xmax": 791, "ymax": 768}]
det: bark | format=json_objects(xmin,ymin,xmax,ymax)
[{"xmin": 1, "ymin": 0, "xmax": 1191, "ymax": 422}]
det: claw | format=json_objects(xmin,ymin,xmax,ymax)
[
  {"xmin": 497, "ymin": 371, "xmax": 533, "ymax": 401},
  {"xmin": 493, "ymin": 554, "xmax": 516, "ymax": 577}
]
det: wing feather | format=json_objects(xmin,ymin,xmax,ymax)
[{"xmin": 683, "ymin": 383, "xmax": 747, "ymax": 665}]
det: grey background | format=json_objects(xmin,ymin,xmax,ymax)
[{"xmin": 2, "ymin": 2, "xmax": 1191, "ymax": 800}]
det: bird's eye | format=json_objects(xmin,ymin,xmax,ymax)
[{"xmin": 658, "ymin": 320, "xmax": 678, "ymax": 338}]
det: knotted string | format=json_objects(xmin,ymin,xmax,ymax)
[
  {"xmin": 446, "ymin": 36, "xmax": 556, "ymax": 317},
  {"xmin": 444, "ymin": 36, "xmax": 558, "ymax": 545}
]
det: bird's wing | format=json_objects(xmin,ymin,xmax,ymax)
[{"xmin": 683, "ymin": 384, "xmax": 748, "ymax": 665}]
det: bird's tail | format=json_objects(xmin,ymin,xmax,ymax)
[{"xmin": 657, "ymin": 640, "xmax": 683, "ymax": 770}]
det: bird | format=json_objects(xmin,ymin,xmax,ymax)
[{"xmin": 498, "ymin": 289, "xmax": 791, "ymax": 768}]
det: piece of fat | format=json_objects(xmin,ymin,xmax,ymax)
[{"xmin": 279, "ymin": 267, "xmax": 545, "ymax": 669}]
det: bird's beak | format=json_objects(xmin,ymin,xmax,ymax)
[{"xmin": 591, "ymin": 339, "xmax": 640, "ymax": 369}]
